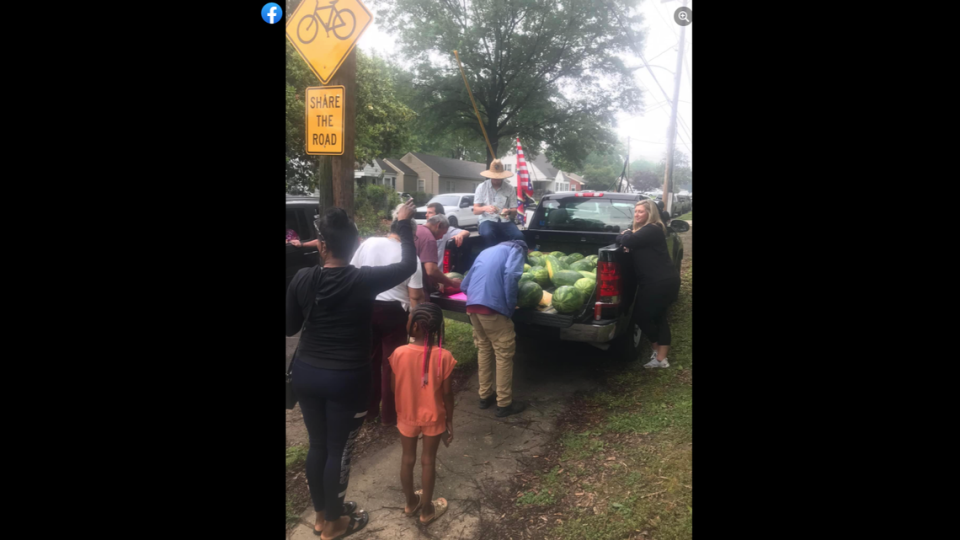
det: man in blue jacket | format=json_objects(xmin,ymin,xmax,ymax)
[{"xmin": 460, "ymin": 240, "xmax": 528, "ymax": 417}]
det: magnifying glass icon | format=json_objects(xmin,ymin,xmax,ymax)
[{"xmin": 678, "ymin": 12, "xmax": 688, "ymax": 22}]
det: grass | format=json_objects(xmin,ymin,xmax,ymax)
[
  {"xmin": 521, "ymin": 256, "xmax": 693, "ymax": 540},
  {"xmin": 286, "ymin": 445, "xmax": 310, "ymax": 527},
  {"xmin": 517, "ymin": 466, "xmax": 564, "ymax": 506},
  {"xmin": 286, "ymin": 444, "xmax": 309, "ymax": 469},
  {"xmin": 444, "ymin": 318, "xmax": 478, "ymax": 370},
  {"xmin": 675, "ymin": 211, "xmax": 692, "ymax": 221}
]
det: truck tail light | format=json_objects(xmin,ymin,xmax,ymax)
[
  {"xmin": 595, "ymin": 261, "xmax": 621, "ymax": 320},
  {"xmin": 443, "ymin": 249, "xmax": 452, "ymax": 274},
  {"xmin": 574, "ymin": 192, "xmax": 604, "ymax": 197}
]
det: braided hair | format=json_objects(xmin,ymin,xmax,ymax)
[{"xmin": 409, "ymin": 303, "xmax": 445, "ymax": 389}]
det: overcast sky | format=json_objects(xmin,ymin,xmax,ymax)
[{"xmin": 356, "ymin": 0, "xmax": 692, "ymax": 165}]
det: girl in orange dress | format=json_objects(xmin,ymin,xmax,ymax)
[{"xmin": 388, "ymin": 303, "xmax": 456, "ymax": 526}]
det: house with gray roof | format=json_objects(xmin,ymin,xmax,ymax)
[
  {"xmin": 399, "ymin": 153, "xmax": 488, "ymax": 195},
  {"xmin": 381, "ymin": 158, "xmax": 419, "ymax": 194}
]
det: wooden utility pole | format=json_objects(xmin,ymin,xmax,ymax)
[
  {"xmin": 662, "ymin": 0, "xmax": 687, "ymax": 216},
  {"xmin": 331, "ymin": 50, "xmax": 357, "ymax": 218}
]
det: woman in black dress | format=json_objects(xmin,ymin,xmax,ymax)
[
  {"xmin": 286, "ymin": 200, "xmax": 417, "ymax": 538},
  {"xmin": 616, "ymin": 199, "xmax": 681, "ymax": 368}
]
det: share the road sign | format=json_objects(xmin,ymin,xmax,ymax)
[{"xmin": 305, "ymin": 86, "xmax": 345, "ymax": 155}]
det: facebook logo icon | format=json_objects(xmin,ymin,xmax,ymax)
[{"xmin": 261, "ymin": 3, "xmax": 282, "ymax": 24}]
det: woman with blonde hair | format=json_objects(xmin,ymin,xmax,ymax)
[{"xmin": 616, "ymin": 199, "xmax": 681, "ymax": 368}]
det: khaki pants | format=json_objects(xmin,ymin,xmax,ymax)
[{"xmin": 469, "ymin": 313, "xmax": 516, "ymax": 408}]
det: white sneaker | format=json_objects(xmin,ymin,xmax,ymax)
[
  {"xmin": 650, "ymin": 349, "xmax": 659, "ymax": 361},
  {"xmin": 643, "ymin": 357, "xmax": 670, "ymax": 369}
]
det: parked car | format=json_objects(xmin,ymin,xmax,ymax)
[
  {"xmin": 655, "ymin": 193, "xmax": 689, "ymax": 217},
  {"xmin": 432, "ymin": 192, "xmax": 688, "ymax": 362},
  {"xmin": 286, "ymin": 196, "xmax": 321, "ymax": 292},
  {"xmin": 414, "ymin": 193, "xmax": 478, "ymax": 229}
]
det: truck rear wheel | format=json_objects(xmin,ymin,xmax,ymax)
[
  {"xmin": 448, "ymin": 216, "xmax": 458, "ymax": 228},
  {"xmin": 610, "ymin": 320, "xmax": 642, "ymax": 362}
]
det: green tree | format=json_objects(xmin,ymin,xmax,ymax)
[
  {"xmin": 624, "ymin": 150, "xmax": 692, "ymax": 193},
  {"xmin": 628, "ymin": 158, "xmax": 660, "ymax": 192},
  {"xmin": 373, "ymin": 0, "xmax": 645, "ymax": 167},
  {"xmin": 571, "ymin": 139, "xmax": 629, "ymax": 192}
]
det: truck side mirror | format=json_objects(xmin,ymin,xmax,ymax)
[{"xmin": 670, "ymin": 220, "xmax": 690, "ymax": 233}]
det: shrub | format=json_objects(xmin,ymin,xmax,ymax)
[{"xmin": 355, "ymin": 185, "xmax": 400, "ymax": 237}]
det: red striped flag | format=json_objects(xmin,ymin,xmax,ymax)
[{"xmin": 516, "ymin": 138, "xmax": 534, "ymax": 225}]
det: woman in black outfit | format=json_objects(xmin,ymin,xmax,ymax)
[
  {"xmin": 286, "ymin": 200, "xmax": 417, "ymax": 539},
  {"xmin": 616, "ymin": 199, "xmax": 681, "ymax": 369}
]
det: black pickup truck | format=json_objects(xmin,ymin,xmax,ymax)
[{"xmin": 432, "ymin": 192, "xmax": 688, "ymax": 362}]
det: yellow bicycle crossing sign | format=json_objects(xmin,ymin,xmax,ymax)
[{"xmin": 286, "ymin": 0, "xmax": 373, "ymax": 84}]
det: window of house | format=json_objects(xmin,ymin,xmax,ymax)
[
  {"xmin": 418, "ymin": 179, "xmax": 425, "ymax": 192},
  {"xmin": 505, "ymin": 164, "xmax": 513, "ymax": 171}
]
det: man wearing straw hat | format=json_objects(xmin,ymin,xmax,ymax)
[{"xmin": 473, "ymin": 159, "xmax": 526, "ymax": 249}]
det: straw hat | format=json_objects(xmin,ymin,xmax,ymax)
[{"xmin": 480, "ymin": 159, "xmax": 514, "ymax": 179}]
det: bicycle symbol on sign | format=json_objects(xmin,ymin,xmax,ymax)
[{"xmin": 297, "ymin": 0, "xmax": 356, "ymax": 43}]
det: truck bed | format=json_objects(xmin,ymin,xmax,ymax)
[{"xmin": 436, "ymin": 228, "xmax": 630, "ymax": 330}]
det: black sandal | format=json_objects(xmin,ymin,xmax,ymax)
[{"xmin": 325, "ymin": 510, "xmax": 369, "ymax": 539}]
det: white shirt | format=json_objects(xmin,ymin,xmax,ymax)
[
  {"xmin": 437, "ymin": 226, "xmax": 465, "ymax": 265},
  {"xmin": 349, "ymin": 237, "xmax": 423, "ymax": 310},
  {"xmin": 474, "ymin": 179, "xmax": 517, "ymax": 225}
]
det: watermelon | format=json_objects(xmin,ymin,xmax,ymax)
[
  {"xmin": 579, "ymin": 271, "xmax": 597, "ymax": 280},
  {"xmin": 549, "ymin": 251, "xmax": 566, "ymax": 258},
  {"xmin": 544, "ymin": 257, "xmax": 559, "ymax": 279},
  {"xmin": 518, "ymin": 281, "xmax": 544, "ymax": 308},
  {"xmin": 529, "ymin": 255, "xmax": 545, "ymax": 267},
  {"xmin": 566, "ymin": 253, "xmax": 585, "ymax": 263},
  {"xmin": 445, "ymin": 272, "xmax": 463, "ymax": 280},
  {"xmin": 560, "ymin": 255, "xmax": 577, "ymax": 266},
  {"xmin": 529, "ymin": 251, "xmax": 544, "ymax": 258},
  {"xmin": 552, "ymin": 270, "xmax": 583, "ymax": 288},
  {"xmin": 574, "ymin": 277, "xmax": 596, "ymax": 298},
  {"xmin": 585, "ymin": 254, "xmax": 598, "ymax": 262},
  {"xmin": 519, "ymin": 272, "xmax": 535, "ymax": 284},
  {"xmin": 531, "ymin": 267, "xmax": 551, "ymax": 288},
  {"xmin": 552, "ymin": 286, "xmax": 584, "ymax": 314},
  {"xmin": 524, "ymin": 264, "xmax": 531, "ymax": 272},
  {"xmin": 570, "ymin": 260, "xmax": 594, "ymax": 272}
]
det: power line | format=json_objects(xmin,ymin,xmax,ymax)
[
  {"xmin": 648, "ymin": 44, "xmax": 676, "ymax": 63},
  {"xmin": 652, "ymin": 2, "xmax": 680, "ymax": 41}
]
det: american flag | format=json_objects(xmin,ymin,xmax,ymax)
[{"xmin": 515, "ymin": 137, "xmax": 534, "ymax": 225}]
